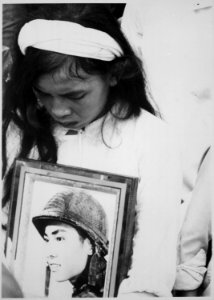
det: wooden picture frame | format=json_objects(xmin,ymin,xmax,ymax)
[{"xmin": 5, "ymin": 159, "xmax": 138, "ymax": 298}]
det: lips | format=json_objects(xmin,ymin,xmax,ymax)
[
  {"xmin": 49, "ymin": 263, "xmax": 61, "ymax": 272},
  {"xmin": 51, "ymin": 115, "xmax": 76, "ymax": 125},
  {"xmin": 61, "ymin": 121, "xmax": 78, "ymax": 127},
  {"xmin": 57, "ymin": 120, "xmax": 80, "ymax": 128}
]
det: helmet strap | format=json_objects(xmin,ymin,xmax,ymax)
[{"xmin": 88, "ymin": 247, "xmax": 106, "ymax": 289}]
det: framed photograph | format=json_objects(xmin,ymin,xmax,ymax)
[{"xmin": 5, "ymin": 159, "xmax": 138, "ymax": 298}]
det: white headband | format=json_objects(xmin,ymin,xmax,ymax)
[{"xmin": 18, "ymin": 19, "xmax": 123, "ymax": 61}]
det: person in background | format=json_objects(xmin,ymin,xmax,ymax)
[
  {"xmin": 121, "ymin": 1, "xmax": 213, "ymax": 295},
  {"xmin": 173, "ymin": 146, "xmax": 213, "ymax": 296},
  {"xmin": 121, "ymin": 0, "xmax": 214, "ymax": 225},
  {"xmin": 32, "ymin": 190, "xmax": 108, "ymax": 298},
  {"xmin": 2, "ymin": 4, "xmax": 182, "ymax": 297}
]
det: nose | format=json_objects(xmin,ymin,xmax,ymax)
[
  {"xmin": 50, "ymin": 97, "xmax": 72, "ymax": 119},
  {"xmin": 46, "ymin": 249, "xmax": 58, "ymax": 264},
  {"xmin": 48, "ymin": 254, "xmax": 56, "ymax": 260},
  {"xmin": 46, "ymin": 253, "xmax": 57, "ymax": 267},
  {"xmin": 45, "ymin": 241, "xmax": 57, "ymax": 259}
]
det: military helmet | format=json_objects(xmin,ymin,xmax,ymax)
[{"xmin": 32, "ymin": 190, "xmax": 109, "ymax": 255}]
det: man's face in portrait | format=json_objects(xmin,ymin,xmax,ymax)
[{"xmin": 44, "ymin": 222, "xmax": 92, "ymax": 282}]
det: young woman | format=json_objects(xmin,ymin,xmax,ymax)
[{"xmin": 2, "ymin": 4, "xmax": 182, "ymax": 297}]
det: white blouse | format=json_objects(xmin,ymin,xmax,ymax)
[{"xmin": 5, "ymin": 109, "xmax": 182, "ymax": 297}]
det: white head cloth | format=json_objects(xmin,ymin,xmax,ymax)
[{"xmin": 18, "ymin": 19, "xmax": 123, "ymax": 61}]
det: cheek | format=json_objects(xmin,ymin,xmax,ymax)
[
  {"xmin": 95, "ymin": 85, "xmax": 110, "ymax": 110},
  {"xmin": 63, "ymin": 246, "xmax": 89, "ymax": 276},
  {"xmin": 83, "ymin": 91, "xmax": 107, "ymax": 114},
  {"xmin": 45, "ymin": 242, "xmax": 61, "ymax": 257},
  {"xmin": 64, "ymin": 243, "xmax": 86, "ymax": 262},
  {"xmin": 73, "ymin": 101, "xmax": 97, "ymax": 119},
  {"xmin": 39, "ymin": 98, "xmax": 52, "ymax": 111}
]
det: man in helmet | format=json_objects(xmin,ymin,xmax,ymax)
[{"xmin": 32, "ymin": 190, "xmax": 109, "ymax": 298}]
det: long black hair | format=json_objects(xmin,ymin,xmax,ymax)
[{"xmin": 2, "ymin": 4, "xmax": 156, "ymax": 207}]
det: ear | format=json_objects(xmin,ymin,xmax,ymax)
[{"xmin": 83, "ymin": 238, "xmax": 93, "ymax": 255}]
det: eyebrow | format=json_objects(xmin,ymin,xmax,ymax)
[
  {"xmin": 34, "ymin": 86, "xmax": 86, "ymax": 97},
  {"xmin": 44, "ymin": 229, "xmax": 67, "ymax": 237}
]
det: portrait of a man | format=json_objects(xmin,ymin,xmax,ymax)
[
  {"xmin": 4, "ymin": 159, "xmax": 137, "ymax": 297},
  {"xmin": 32, "ymin": 190, "xmax": 109, "ymax": 298}
]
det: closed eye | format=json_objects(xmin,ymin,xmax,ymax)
[
  {"xmin": 65, "ymin": 93, "xmax": 85, "ymax": 101},
  {"xmin": 33, "ymin": 87, "xmax": 85, "ymax": 101},
  {"xmin": 39, "ymin": 91, "xmax": 50, "ymax": 97},
  {"xmin": 33, "ymin": 87, "xmax": 50, "ymax": 97}
]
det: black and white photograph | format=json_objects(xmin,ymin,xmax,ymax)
[
  {"xmin": 2, "ymin": 0, "xmax": 213, "ymax": 298},
  {"xmin": 5, "ymin": 159, "xmax": 137, "ymax": 297}
]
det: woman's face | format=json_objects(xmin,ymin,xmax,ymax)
[
  {"xmin": 44, "ymin": 223, "xmax": 92, "ymax": 282},
  {"xmin": 34, "ymin": 67, "xmax": 114, "ymax": 130}
]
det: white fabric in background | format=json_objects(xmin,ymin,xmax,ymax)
[{"xmin": 122, "ymin": 0, "xmax": 214, "ymax": 223}]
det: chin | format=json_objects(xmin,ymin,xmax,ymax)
[
  {"xmin": 53, "ymin": 274, "xmax": 76, "ymax": 283},
  {"xmin": 54, "ymin": 276, "xmax": 70, "ymax": 283}
]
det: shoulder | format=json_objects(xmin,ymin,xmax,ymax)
[
  {"xmin": 116, "ymin": 109, "xmax": 181, "ymax": 164},
  {"xmin": 6, "ymin": 121, "xmax": 22, "ymax": 151},
  {"xmin": 6, "ymin": 121, "xmax": 22, "ymax": 141},
  {"xmin": 135, "ymin": 109, "xmax": 169, "ymax": 132},
  {"xmin": 117, "ymin": 109, "xmax": 179, "ymax": 150},
  {"xmin": 129, "ymin": 109, "xmax": 177, "ymax": 150},
  {"xmin": 125, "ymin": 110, "xmax": 182, "ymax": 172},
  {"xmin": 5, "ymin": 121, "xmax": 22, "ymax": 172}
]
